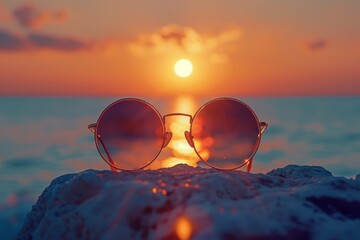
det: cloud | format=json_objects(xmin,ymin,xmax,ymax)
[
  {"xmin": 130, "ymin": 24, "xmax": 242, "ymax": 56},
  {"xmin": 12, "ymin": 4, "xmax": 68, "ymax": 29},
  {"xmin": 28, "ymin": 33, "xmax": 91, "ymax": 51},
  {"xmin": 0, "ymin": 30, "xmax": 29, "ymax": 51},
  {"xmin": 305, "ymin": 39, "xmax": 327, "ymax": 51},
  {"xmin": 0, "ymin": 29, "xmax": 92, "ymax": 52},
  {"xmin": 3, "ymin": 157, "xmax": 45, "ymax": 168}
]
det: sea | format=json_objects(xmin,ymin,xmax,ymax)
[{"xmin": 0, "ymin": 96, "xmax": 359, "ymax": 204}]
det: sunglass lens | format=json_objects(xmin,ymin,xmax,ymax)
[
  {"xmin": 96, "ymin": 99, "xmax": 164, "ymax": 170},
  {"xmin": 191, "ymin": 99, "xmax": 260, "ymax": 170}
]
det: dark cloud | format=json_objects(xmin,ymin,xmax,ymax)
[
  {"xmin": 28, "ymin": 33, "xmax": 91, "ymax": 51},
  {"xmin": 0, "ymin": 30, "xmax": 28, "ymax": 51},
  {"xmin": 156, "ymin": 25, "xmax": 196, "ymax": 49},
  {"xmin": 3, "ymin": 157, "xmax": 45, "ymax": 168},
  {"xmin": 306, "ymin": 40, "xmax": 327, "ymax": 50},
  {"xmin": 0, "ymin": 4, "xmax": 82, "ymax": 52},
  {"xmin": 0, "ymin": 29, "xmax": 92, "ymax": 52},
  {"xmin": 12, "ymin": 4, "xmax": 68, "ymax": 29}
]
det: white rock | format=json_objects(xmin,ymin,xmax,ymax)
[{"xmin": 18, "ymin": 165, "xmax": 360, "ymax": 240}]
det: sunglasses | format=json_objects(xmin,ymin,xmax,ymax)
[{"xmin": 88, "ymin": 97, "xmax": 268, "ymax": 172}]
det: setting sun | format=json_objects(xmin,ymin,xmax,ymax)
[{"xmin": 174, "ymin": 59, "xmax": 193, "ymax": 78}]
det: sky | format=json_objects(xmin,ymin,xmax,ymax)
[{"xmin": 0, "ymin": 0, "xmax": 360, "ymax": 97}]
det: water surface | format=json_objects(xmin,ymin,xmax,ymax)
[{"xmin": 0, "ymin": 96, "xmax": 359, "ymax": 201}]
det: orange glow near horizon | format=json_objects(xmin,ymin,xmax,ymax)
[{"xmin": 0, "ymin": 1, "xmax": 359, "ymax": 96}]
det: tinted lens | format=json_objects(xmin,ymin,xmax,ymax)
[
  {"xmin": 191, "ymin": 98, "xmax": 260, "ymax": 170},
  {"xmin": 96, "ymin": 99, "xmax": 164, "ymax": 170}
]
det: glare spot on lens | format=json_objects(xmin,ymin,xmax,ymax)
[
  {"xmin": 202, "ymin": 137, "xmax": 214, "ymax": 147},
  {"xmin": 199, "ymin": 149, "xmax": 210, "ymax": 161}
]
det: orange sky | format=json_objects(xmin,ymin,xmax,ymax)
[{"xmin": 0, "ymin": 1, "xmax": 359, "ymax": 96}]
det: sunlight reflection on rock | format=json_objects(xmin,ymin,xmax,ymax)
[{"xmin": 175, "ymin": 216, "xmax": 192, "ymax": 240}]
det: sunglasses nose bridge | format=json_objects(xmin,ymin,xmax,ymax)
[
  {"xmin": 162, "ymin": 113, "xmax": 194, "ymax": 149},
  {"xmin": 162, "ymin": 113, "xmax": 193, "ymax": 123}
]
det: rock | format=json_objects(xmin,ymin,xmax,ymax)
[
  {"xmin": 18, "ymin": 164, "xmax": 360, "ymax": 240},
  {"xmin": 267, "ymin": 164, "xmax": 333, "ymax": 179}
]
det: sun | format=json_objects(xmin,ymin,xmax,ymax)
[{"xmin": 174, "ymin": 59, "xmax": 193, "ymax": 78}]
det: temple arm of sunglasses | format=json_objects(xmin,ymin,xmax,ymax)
[
  {"xmin": 246, "ymin": 158, "xmax": 253, "ymax": 172},
  {"xmin": 260, "ymin": 122, "xmax": 268, "ymax": 135},
  {"xmin": 246, "ymin": 122, "xmax": 268, "ymax": 172},
  {"xmin": 88, "ymin": 123, "xmax": 118, "ymax": 172},
  {"xmin": 88, "ymin": 123, "xmax": 96, "ymax": 133}
]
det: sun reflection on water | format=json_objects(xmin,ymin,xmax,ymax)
[
  {"xmin": 145, "ymin": 95, "xmax": 214, "ymax": 169},
  {"xmin": 161, "ymin": 96, "xmax": 200, "ymax": 168}
]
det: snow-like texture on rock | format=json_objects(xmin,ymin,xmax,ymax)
[
  {"xmin": 18, "ymin": 165, "xmax": 360, "ymax": 240},
  {"xmin": 267, "ymin": 164, "xmax": 333, "ymax": 178}
]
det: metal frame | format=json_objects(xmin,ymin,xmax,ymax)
[
  {"xmin": 88, "ymin": 97, "xmax": 268, "ymax": 172},
  {"xmin": 91, "ymin": 98, "xmax": 165, "ymax": 171},
  {"xmin": 190, "ymin": 97, "xmax": 266, "ymax": 171}
]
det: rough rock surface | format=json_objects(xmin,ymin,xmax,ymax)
[{"xmin": 18, "ymin": 165, "xmax": 360, "ymax": 240}]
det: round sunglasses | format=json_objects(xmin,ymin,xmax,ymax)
[{"xmin": 88, "ymin": 98, "xmax": 268, "ymax": 172}]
